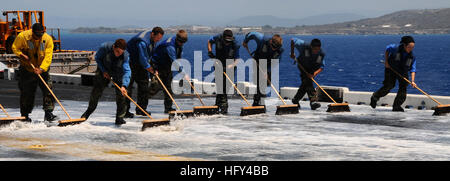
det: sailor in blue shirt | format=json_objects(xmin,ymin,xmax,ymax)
[
  {"xmin": 148, "ymin": 30, "xmax": 188, "ymax": 113},
  {"xmin": 371, "ymin": 36, "xmax": 417, "ymax": 112},
  {"xmin": 243, "ymin": 32, "xmax": 284, "ymax": 106},
  {"xmin": 291, "ymin": 38, "xmax": 325, "ymax": 110},
  {"xmin": 81, "ymin": 39, "xmax": 131, "ymax": 125},
  {"xmin": 125, "ymin": 27, "xmax": 164, "ymax": 117},
  {"xmin": 207, "ymin": 29, "xmax": 240, "ymax": 114}
]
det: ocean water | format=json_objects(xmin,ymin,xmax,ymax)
[{"xmin": 61, "ymin": 32, "xmax": 450, "ymax": 96}]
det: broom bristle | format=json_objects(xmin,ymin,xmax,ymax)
[
  {"xmin": 141, "ymin": 118, "xmax": 170, "ymax": 131},
  {"xmin": 58, "ymin": 118, "xmax": 86, "ymax": 127},
  {"xmin": 193, "ymin": 106, "xmax": 219, "ymax": 115},
  {"xmin": 433, "ymin": 104, "xmax": 450, "ymax": 116},
  {"xmin": 240, "ymin": 106, "xmax": 266, "ymax": 116},
  {"xmin": 275, "ymin": 104, "xmax": 299, "ymax": 115},
  {"xmin": 169, "ymin": 110, "xmax": 195, "ymax": 119},
  {"xmin": 326, "ymin": 103, "xmax": 351, "ymax": 112}
]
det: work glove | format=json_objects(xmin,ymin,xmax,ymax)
[{"xmin": 208, "ymin": 51, "xmax": 215, "ymax": 58}]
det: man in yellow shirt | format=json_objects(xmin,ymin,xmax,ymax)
[{"xmin": 12, "ymin": 23, "xmax": 57, "ymax": 122}]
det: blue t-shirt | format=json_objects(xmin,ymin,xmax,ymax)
[
  {"xmin": 95, "ymin": 42, "xmax": 131, "ymax": 87},
  {"xmin": 244, "ymin": 32, "xmax": 283, "ymax": 61},
  {"xmin": 151, "ymin": 36, "xmax": 183, "ymax": 72},
  {"xmin": 209, "ymin": 34, "xmax": 240, "ymax": 59},
  {"xmin": 386, "ymin": 44, "xmax": 416, "ymax": 73},
  {"xmin": 292, "ymin": 38, "xmax": 325, "ymax": 69}
]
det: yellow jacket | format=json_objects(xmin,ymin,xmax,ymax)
[{"xmin": 12, "ymin": 29, "xmax": 54, "ymax": 72}]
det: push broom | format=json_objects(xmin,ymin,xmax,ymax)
[
  {"xmin": 245, "ymin": 48, "xmax": 298, "ymax": 115},
  {"xmin": 185, "ymin": 79, "xmax": 219, "ymax": 115},
  {"xmin": 295, "ymin": 59, "xmax": 351, "ymax": 112},
  {"xmin": 154, "ymin": 74, "xmax": 194, "ymax": 119},
  {"xmin": 0, "ymin": 104, "xmax": 26, "ymax": 125},
  {"xmin": 222, "ymin": 71, "xmax": 266, "ymax": 116},
  {"xmin": 270, "ymin": 81, "xmax": 300, "ymax": 115},
  {"xmin": 110, "ymin": 81, "xmax": 170, "ymax": 131},
  {"xmin": 256, "ymin": 64, "xmax": 299, "ymax": 115},
  {"xmin": 30, "ymin": 64, "xmax": 86, "ymax": 126},
  {"xmin": 386, "ymin": 66, "xmax": 450, "ymax": 116}
]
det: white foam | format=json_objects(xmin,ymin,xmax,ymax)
[{"xmin": 1, "ymin": 98, "xmax": 450, "ymax": 160}]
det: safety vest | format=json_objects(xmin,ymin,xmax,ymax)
[
  {"xmin": 127, "ymin": 30, "xmax": 154, "ymax": 65},
  {"xmin": 215, "ymin": 34, "xmax": 238, "ymax": 63},
  {"xmin": 98, "ymin": 43, "xmax": 128, "ymax": 82},
  {"xmin": 387, "ymin": 44, "xmax": 414, "ymax": 74},
  {"xmin": 151, "ymin": 36, "xmax": 182, "ymax": 71},
  {"xmin": 254, "ymin": 39, "xmax": 282, "ymax": 61},
  {"xmin": 298, "ymin": 44, "xmax": 325, "ymax": 73}
]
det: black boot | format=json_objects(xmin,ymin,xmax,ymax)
[
  {"xmin": 310, "ymin": 102, "xmax": 321, "ymax": 110},
  {"xmin": 22, "ymin": 114, "xmax": 32, "ymax": 122},
  {"xmin": 124, "ymin": 111, "xmax": 134, "ymax": 118},
  {"xmin": 392, "ymin": 106, "xmax": 405, "ymax": 112},
  {"xmin": 253, "ymin": 94, "xmax": 262, "ymax": 106},
  {"xmin": 370, "ymin": 96, "xmax": 378, "ymax": 109},
  {"xmin": 115, "ymin": 117, "xmax": 126, "ymax": 125},
  {"xmin": 164, "ymin": 108, "xmax": 176, "ymax": 113},
  {"xmin": 136, "ymin": 109, "xmax": 150, "ymax": 116},
  {"xmin": 44, "ymin": 111, "xmax": 58, "ymax": 122},
  {"xmin": 219, "ymin": 106, "xmax": 228, "ymax": 114},
  {"xmin": 292, "ymin": 99, "xmax": 301, "ymax": 109},
  {"xmin": 252, "ymin": 98, "xmax": 263, "ymax": 106},
  {"xmin": 81, "ymin": 111, "xmax": 91, "ymax": 120},
  {"xmin": 252, "ymin": 102, "xmax": 261, "ymax": 106}
]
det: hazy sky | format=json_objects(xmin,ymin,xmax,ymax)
[{"xmin": 2, "ymin": 0, "xmax": 450, "ymax": 28}]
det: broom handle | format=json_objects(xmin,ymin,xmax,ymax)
[
  {"xmin": 30, "ymin": 64, "xmax": 72, "ymax": 119},
  {"xmin": 111, "ymin": 81, "xmax": 154, "ymax": 120},
  {"xmin": 256, "ymin": 64, "xmax": 287, "ymax": 105},
  {"xmin": 294, "ymin": 58, "xmax": 338, "ymax": 104},
  {"xmin": 223, "ymin": 72, "xmax": 252, "ymax": 106},
  {"xmin": 185, "ymin": 79, "xmax": 205, "ymax": 106},
  {"xmin": 154, "ymin": 74, "xmax": 181, "ymax": 110},
  {"xmin": 310, "ymin": 76, "xmax": 337, "ymax": 104},
  {"xmin": 268, "ymin": 80, "xmax": 287, "ymax": 105},
  {"xmin": 246, "ymin": 48, "xmax": 287, "ymax": 105},
  {"xmin": 0, "ymin": 104, "xmax": 11, "ymax": 117},
  {"xmin": 386, "ymin": 66, "xmax": 442, "ymax": 105}
]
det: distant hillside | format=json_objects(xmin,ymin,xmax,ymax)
[
  {"xmin": 70, "ymin": 27, "xmax": 144, "ymax": 34},
  {"xmin": 286, "ymin": 8, "xmax": 450, "ymax": 34},
  {"xmin": 228, "ymin": 13, "xmax": 365, "ymax": 27},
  {"xmin": 69, "ymin": 8, "xmax": 450, "ymax": 35}
]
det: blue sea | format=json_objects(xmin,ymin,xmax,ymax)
[{"xmin": 60, "ymin": 32, "xmax": 450, "ymax": 96}]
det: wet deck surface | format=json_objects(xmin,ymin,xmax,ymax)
[
  {"xmin": 1, "ymin": 79, "xmax": 450, "ymax": 161},
  {"xmin": 1, "ymin": 97, "xmax": 449, "ymax": 160}
]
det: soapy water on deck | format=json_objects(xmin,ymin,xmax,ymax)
[{"xmin": 1, "ymin": 97, "xmax": 450, "ymax": 160}]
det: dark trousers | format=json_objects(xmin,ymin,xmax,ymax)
[
  {"xmin": 18, "ymin": 66, "xmax": 55, "ymax": 116},
  {"xmin": 373, "ymin": 68, "xmax": 409, "ymax": 108},
  {"xmin": 253, "ymin": 61, "xmax": 270, "ymax": 106},
  {"xmin": 293, "ymin": 71, "xmax": 318, "ymax": 104},
  {"xmin": 148, "ymin": 70, "xmax": 173, "ymax": 111},
  {"xmin": 84, "ymin": 70, "xmax": 127, "ymax": 119},
  {"xmin": 215, "ymin": 68, "xmax": 231, "ymax": 110},
  {"xmin": 126, "ymin": 64, "xmax": 149, "ymax": 113}
]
